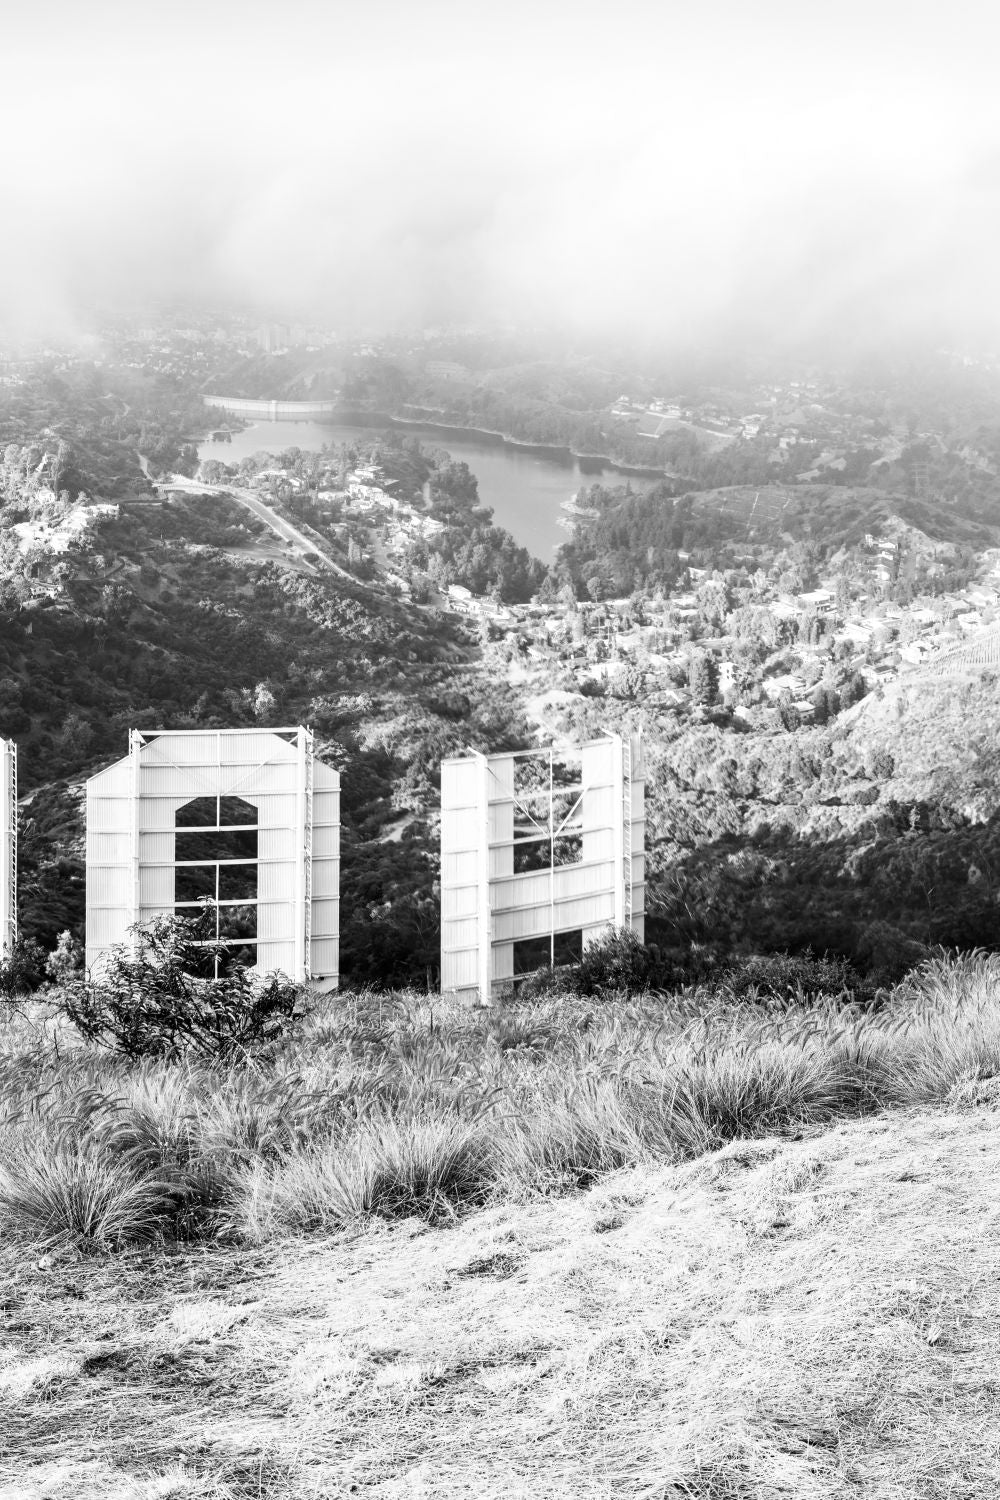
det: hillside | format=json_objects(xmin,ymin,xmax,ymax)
[
  {"xmin": 1, "ymin": 489, "xmax": 535, "ymax": 979},
  {"xmin": 560, "ymin": 481, "xmax": 1000, "ymax": 598},
  {"xmin": 6, "ymin": 1091, "xmax": 1000, "ymax": 1496}
]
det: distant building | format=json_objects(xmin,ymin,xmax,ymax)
[
  {"xmin": 798, "ymin": 588, "xmax": 835, "ymax": 615},
  {"xmin": 256, "ymin": 324, "xmax": 288, "ymax": 353},
  {"xmin": 425, "ymin": 360, "xmax": 469, "ymax": 382}
]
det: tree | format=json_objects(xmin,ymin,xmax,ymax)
[
  {"xmin": 613, "ymin": 663, "xmax": 647, "ymax": 700},
  {"xmin": 253, "ymin": 682, "xmax": 277, "ymax": 720},
  {"xmin": 688, "ymin": 651, "xmax": 718, "ymax": 706}
]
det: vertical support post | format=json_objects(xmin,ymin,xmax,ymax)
[
  {"xmin": 128, "ymin": 730, "xmax": 142, "ymax": 954},
  {"xmin": 549, "ymin": 745, "xmax": 555, "ymax": 969},
  {"xmin": 622, "ymin": 736, "xmax": 633, "ymax": 929},
  {"xmin": 7, "ymin": 741, "xmax": 15, "ymax": 954},
  {"xmin": 610, "ymin": 732, "xmax": 625, "ymax": 928},
  {"xmin": 0, "ymin": 741, "xmax": 16, "ymax": 955},
  {"xmin": 294, "ymin": 725, "xmax": 308, "ymax": 984},
  {"xmin": 303, "ymin": 725, "xmax": 314, "ymax": 982},
  {"xmin": 475, "ymin": 751, "xmax": 491, "ymax": 1005}
]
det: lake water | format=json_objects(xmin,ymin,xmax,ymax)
[{"xmin": 197, "ymin": 418, "xmax": 662, "ymax": 559}]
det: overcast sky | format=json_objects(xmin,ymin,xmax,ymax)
[{"xmin": 4, "ymin": 0, "xmax": 1000, "ymax": 353}]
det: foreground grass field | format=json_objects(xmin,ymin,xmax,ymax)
[{"xmin": 4, "ymin": 955, "xmax": 1000, "ymax": 1496}]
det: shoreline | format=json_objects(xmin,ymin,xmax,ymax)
[
  {"xmin": 354, "ymin": 410, "xmax": 675, "ymax": 481},
  {"xmin": 200, "ymin": 403, "xmax": 677, "ymax": 482}
]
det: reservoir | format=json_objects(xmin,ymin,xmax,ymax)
[{"xmin": 196, "ymin": 418, "xmax": 663, "ymax": 559}]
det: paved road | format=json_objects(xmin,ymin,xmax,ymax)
[
  {"xmin": 224, "ymin": 486, "xmax": 360, "ymax": 583},
  {"xmin": 152, "ymin": 474, "xmax": 360, "ymax": 585}
]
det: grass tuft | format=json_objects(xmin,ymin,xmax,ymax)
[{"xmin": 6, "ymin": 949, "xmax": 1000, "ymax": 1250}]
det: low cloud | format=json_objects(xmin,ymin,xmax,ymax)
[{"xmin": 4, "ymin": 0, "xmax": 1000, "ymax": 354}]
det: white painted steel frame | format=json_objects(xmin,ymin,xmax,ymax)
[
  {"xmin": 0, "ymin": 740, "xmax": 15, "ymax": 955},
  {"xmin": 440, "ymin": 733, "xmax": 645, "ymax": 1003},
  {"xmin": 86, "ymin": 726, "xmax": 339, "ymax": 986}
]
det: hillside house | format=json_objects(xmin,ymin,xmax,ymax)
[{"xmin": 798, "ymin": 588, "xmax": 835, "ymax": 615}]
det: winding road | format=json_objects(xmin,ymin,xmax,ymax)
[{"xmin": 151, "ymin": 474, "xmax": 360, "ymax": 584}]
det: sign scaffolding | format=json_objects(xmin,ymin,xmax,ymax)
[
  {"xmin": 85, "ymin": 726, "xmax": 340, "ymax": 986},
  {"xmin": 440, "ymin": 733, "xmax": 644, "ymax": 1003}
]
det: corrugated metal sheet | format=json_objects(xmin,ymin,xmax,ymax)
[
  {"xmin": 441, "ymin": 757, "xmax": 481, "ymax": 809},
  {"xmin": 86, "ymin": 727, "xmax": 340, "ymax": 986},
  {"xmin": 310, "ymin": 859, "xmax": 340, "ymax": 900}
]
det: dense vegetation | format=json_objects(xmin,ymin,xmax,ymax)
[
  {"xmin": 1, "ymin": 947, "xmax": 997, "ymax": 1252},
  {"xmin": 11, "ymin": 355, "xmax": 1000, "ymax": 989}
]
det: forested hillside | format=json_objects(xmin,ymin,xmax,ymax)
[
  {"xmin": 11, "ymin": 356, "xmax": 1000, "ymax": 992},
  {"xmin": 2, "ymin": 490, "xmax": 537, "ymax": 979}
]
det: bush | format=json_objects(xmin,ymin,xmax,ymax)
[
  {"xmin": 57, "ymin": 912, "xmax": 306, "ymax": 1059},
  {"xmin": 228, "ymin": 1111, "xmax": 497, "ymax": 1239},
  {"xmin": 577, "ymin": 926, "xmax": 653, "ymax": 997},
  {"xmin": 515, "ymin": 963, "xmax": 579, "ymax": 1001},
  {"xmin": 718, "ymin": 950, "xmax": 870, "ymax": 1005},
  {"xmin": 45, "ymin": 930, "xmax": 83, "ymax": 985},
  {"xmin": 0, "ymin": 1136, "xmax": 176, "ymax": 1249},
  {"xmin": 0, "ymin": 936, "xmax": 48, "ymax": 998}
]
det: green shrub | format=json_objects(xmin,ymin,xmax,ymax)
[
  {"xmin": 718, "ymin": 950, "xmax": 872, "ymax": 1006},
  {"xmin": 514, "ymin": 964, "xmax": 579, "ymax": 1002},
  {"xmin": 227, "ymin": 1111, "xmax": 497, "ymax": 1239},
  {"xmin": 577, "ymin": 926, "xmax": 653, "ymax": 997},
  {"xmin": 0, "ymin": 936, "xmax": 48, "ymax": 998},
  {"xmin": 57, "ymin": 913, "xmax": 305, "ymax": 1059},
  {"xmin": 0, "ymin": 1114, "xmax": 179, "ymax": 1250}
]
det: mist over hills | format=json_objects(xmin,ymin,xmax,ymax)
[
  {"xmin": 7, "ymin": 2, "xmax": 1000, "ymax": 357},
  {"xmin": 6, "ymin": 334, "xmax": 1000, "ymax": 990}
]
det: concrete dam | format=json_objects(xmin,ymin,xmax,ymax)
[{"xmin": 204, "ymin": 395, "xmax": 338, "ymax": 421}]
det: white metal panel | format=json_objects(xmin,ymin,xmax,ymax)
[
  {"xmin": 89, "ymin": 868, "xmax": 132, "ymax": 910},
  {"xmin": 310, "ymin": 935, "xmax": 339, "ymax": 976},
  {"xmin": 486, "ymin": 756, "xmax": 515, "ymax": 800},
  {"xmin": 257, "ymin": 827, "xmax": 297, "ymax": 861},
  {"xmin": 310, "ymin": 859, "xmax": 340, "ymax": 899},
  {"xmin": 442, "ymin": 882, "xmax": 479, "ymax": 920},
  {"xmin": 310, "ymin": 896, "xmax": 339, "ymax": 932},
  {"xmin": 440, "ymin": 807, "xmax": 475, "ymax": 853},
  {"xmin": 491, "ymin": 943, "xmax": 514, "ymax": 982},
  {"xmin": 487, "ymin": 801, "xmax": 514, "ymax": 846},
  {"xmin": 445, "ymin": 947, "xmax": 479, "ymax": 988},
  {"xmin": 441, "ymin": 850, "xmax": 478, "ymax": 887},
  {"xmin": 255, "ymin": 793, "xmax": 298, "ymax": 827},
  {"xmin": 87, "ymin": 833, "xmax": 131, "ymax": 867},
  {"xmin": 442, "ymin": 916, "xmax": 481, "ymax": 950},
  {"xmin": 0, "ymin": 741, "xmax": 15, "ymax": 954},
  {"xmin": 312, "ymin": 823, "xmax": 340, "ymax": 859},
  {"xmin": 87, "ymin": 907, "xmax": 132, "ymax": 951},
  {"xmin": 87, "ymin": 796, "xmax": 132, "ymax": 832},
  {"xmin": 441, "ymin": 757, "xmax": 481, "ymax": 809},
  {"xmin": 552, "ymin": 861, "xmax": 616, "ymax": 902},
  {"xmin": 138, "ymin": 832, "xmax": 174, "ymax": 863},
  {"xmin": 139, "ymin": 863, "xmax": 177, "ymax": 907},
  {"xmin": 87, "ymin": 727, "xmax": 340, "ymax": 987},
  {"xmin": 441, "ymin": 736, "xmax": 646, "ymax": 1002},
  {"xmin": 257, "ymin": 860, "xmax": 297, "ymax": 901},
  {"xmin": 256, "ymin": 940, "xmax": 297, "ymax": 975}
]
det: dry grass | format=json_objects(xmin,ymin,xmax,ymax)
[
  {"xmin": 3, "ymin": 953, "xmax": 1000, "ymax": 1251},
  {"xmin": 4, "ymin": 1103, "xmax": 1000, "ymax": 1497},
  {"xmin": 3, "ymin": 953, "xmax": 1000, "ymax": 1492}
]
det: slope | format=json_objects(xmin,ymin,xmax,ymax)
[
  {"xmin": 1, "ymin": 489, "xmax": 533, "ymax": 976},
  {"xmin": 4, "ymin": 1098, "xmax": 999, "ymax": 1498}
]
